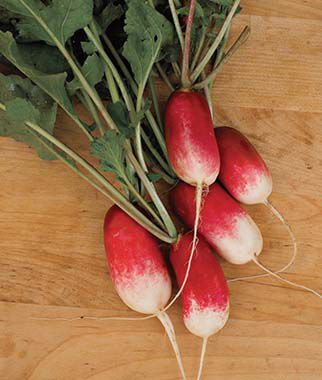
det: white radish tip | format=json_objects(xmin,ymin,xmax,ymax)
[{"xmin": 184, "ymin": 304, "xmax": 229, "ymax": 338}]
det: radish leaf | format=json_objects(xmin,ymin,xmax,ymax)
[
  {"xmin": 0, "ymin": 31, "xmax": 80, "ymax": 127},
  {"xmin": 0, "ymin": 74, "xmax": 57, "ymax": 160},
  {"xmin": 123, "ymin": 0, "xmax": 173, "ymax": 88},
  {"xmin": 67, "ymin": 53, "xmax": 105, "ymax": 95},
  {"xmin": 96, "ymin": 2, "xmax": 124, "ymax": 33},
  {"xmin": 1, "ymin": 0, "xmax": 93, "ymax": 46}
]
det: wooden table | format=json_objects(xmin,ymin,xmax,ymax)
[{"xmin": 1, "ymin": 2, "xmax": 321, "ymax": 379}]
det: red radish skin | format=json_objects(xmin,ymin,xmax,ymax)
[
  {"xmin": 215, "ymin": 127, "xmax": 272, "ymax": 205},
  {"xmin": 104, "ymin": 206, "xmax": 187, "ymax": 379},
  {"xmin": 170, "ymin": 182, "xmax": 263, "ymax": 265},
  {"xmin": 170, "ymin": 233, "xmax": 229, "ymax": 338},
  {"xmin": 165, "ymin": 90, "xmax": 220, "ymax": 186},
  {"xmin": 104, "ymin": 205, "xmax": 171, "ymax": 314}
]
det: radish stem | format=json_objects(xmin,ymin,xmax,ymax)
[
  {"xmin": 84, "ymin": 25, "xmax": 135, "ymax": 116},
  {"xmin": 76, "ymin": 91, "xmax": 105, "ymax": 136},
  {"xmin": 148, "ymin": 75, "xmax": 163, "ymax": 128},
  {"xmin": 181, "ymin": 0, "xmax": 196, "ymax": 88},
  {"xmin": 191, "ymin": 0, "xmax": 240, "ymax": 83},
  {"xmin": 168, "ymin": 0, "xmax": 184, "ymax": 49},
  {"xmin": 156, "ymin": 63, "xmax": 174, "ymax": 92},
  {"xmin": 193, "ymin": 25, "xmax": 250, "ymax": 90},
  {"xmin": 141, "ymin": 129, "xmax": 174, "ymax": 176},
  {"xmin": 102, "ymin": 34, "xmax": 170, "ymax": 161}
]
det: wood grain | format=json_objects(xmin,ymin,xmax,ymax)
[{"xmin": 1, "ymin": 2, "xmax": 322, "ymax": 380}]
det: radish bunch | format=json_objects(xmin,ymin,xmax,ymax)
[{"xmin": 3, "ymin": 0, "xmax": 321, "ymax": 378}]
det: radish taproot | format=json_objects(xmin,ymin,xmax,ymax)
[
  {"xmin": 170, "ymin": 181, "xmax": 263, "ymax": 265},
  {"xmin": 104, "ymin": 205, "xmax": 186, "ymax": 379},
  {"xmin": 170, "ymin": 233, "xmax": 229, "ymax": 380}
]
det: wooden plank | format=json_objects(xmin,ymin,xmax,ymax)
[
  {"xmin": 1, "ymin": 6, "xmax": 322, "ymax": 380},
  {"xmin": 213, "ymin": 15, "xmax": 322, "ymax": 112},
  {"xmin": 1, "ymin": 302, "xmax": 322, "ymax": 380},
  {"xmin": 242, "ymin": 0, "xmax": 322, "ymax": 20}
]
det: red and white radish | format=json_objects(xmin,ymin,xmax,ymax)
[
  {"xmin": 165, "ymin": 90, "xmax": 220, "ymax": 186},
  {"xmin": 170, "ymin": 181, "xmax": 263, "ymax": 265},
  {"xmin": 170, "ymin": 233, "xmax": 229, "ymax": 379},
  {"xmin": 104, "ymin": 205, "xmax": 186, "ymax": 379},
  {"xmin": 215, "ymin": 126, "xmax": 272, "ymax": 205},
  {"xmin": 164, "ymin": 90, "xmax": 220, "ymax": 308}
]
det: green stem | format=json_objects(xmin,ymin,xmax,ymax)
[
  {"xmin": 102, "ymin": 34, "xmax": 169, "ymax": 160},
  {"xmin": 155, "ymin": 63, "xmax": 174, "ymax": 92},
  {"xmin": 201, "ymin": 71, "xmax": 214, "ymax": 120},
  {"xmin": 168, "ymin": 0, "xmax": 184, "ymax": 49},
  {"xmin": 77, "ymin": 91, "xmax": 105, "ymax": 136},
  {"xmin": 193, "ymin": 25, "xmax": 250, "ymax": 90},
  {"xmin": 88, "ymin": 21, "xmax": 120, "ymax": 104},
  {"xmin": 122, "ymin": 176, "xmax": 165, "ymax": 228},
  {"xmin": 171, "ymin": 61, "xmax": 181, "ymax": 80},
  {"xmin": 84, "ymin": 26, "xmax": 135, "ymax": 115},
  {"xmin": 144, "ymin": 151, "xmax": 177, "ymax": 185},
  {"xmin": 127, "ymin": 150, "xmax": 177, "ymax": 239},
  {"xmin": 214, "ymin": 25, "xmax": 231, "ymax": 68},
  {"xmin": 148, "ymin": 75, "xmax": 163, "ymax": 130},
  {"xmin": 181, "ymin": 0, "xmax": 196, "ymax": 88},
  {"xmin": 141, "ymin": 128, "xmax": 173, "ymax": 176},
  {"xmin": 191, "ymin": 26, "xmax": 206, "ymax": 71},
  {"xmin": 105, "ymin": 67, "xmax": 120, "ymax": 103},
  {"xmin": 135, "ymin": 84, "xmax": 149, "ymax": 172},
  {"xmin": 191, "ymin": 0, "xmax": 240, "ymax": 83}
]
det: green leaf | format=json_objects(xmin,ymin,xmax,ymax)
[
  {"xmin": 81, "ymin": 41, "xmax": 97, "ymax": 55},
  {"xmin": 67, "ymin": 53, "xmax": 105, "ymax": 95},
  {"xmin": 0, "ymin": 31, "xmax": 79, "ymax": 126},
  {"xmin": 147, "ymin": 172, "xmax": 162, "ymax": 183},
  {"xmin": 1, "ymin": 0, "xmax": 93, "ymax": 46},
  {"xmin": 0, "ymin": 73, "xmax": 57, "ymax": 160},
  {"xmin": 91, "ymin": 130, "xmax": 127, "ymax": 179},
  {"xmin": 6, "ymin": 97, "xmax": 40, "ymax": 124},
  {"xmin": 96, "ymin": 2, "xmax": 124, "ymax": 33},
  {"xmin": 106, "ymin": 100, "xmax": 133, "ymax": 138},
  {"xmin": 122, "ymin": 0, "xmax": 174, "ymax": 87},
  {"xmin": 18, "ymin": 42, "xmax": 69, "ymax": 74}
]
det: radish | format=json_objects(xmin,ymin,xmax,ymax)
[
  {"xmin": 170, "ymin": 181, "xmax": 263, "ymax": 265},
  {"xmin": 165, "ymin": 90, "xmax": 220, "ymax": 187},
  {"xmin": 170, "ymin": 233, "xmax": 229, "ymax": 380},
  {"xmin": 164, "ymin": 90, "xmax": 220, "ymax": 308},
  {"xmin": 104, "ymin": 205, "xmax": 186, "ymax": 379},
  {"xmin": 215, "ymin": 127, "xmax": 272, "ymax": 205}
]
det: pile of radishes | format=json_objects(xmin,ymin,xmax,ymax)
[
  {"xmin": 103, "ymin": 88, "xmax": 321, "ymax": 379},
  {"xmin": 2, "ymin": 0, "xmax": 321, "ymax": 378}
]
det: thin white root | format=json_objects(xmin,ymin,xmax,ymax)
[
  {"xmin": 197, "ymin": 337, "xmax": 208, "ymax": 380},
  {"xmin": 161, "ymin": 182, "xmax": 203, "ymax": 313},
  {"xmin": 228, "ymin": 199, "xmax": 297, "ymax": 283},
  {"xmin": 30, "ymin": 314, "xmax": 155, "ymax": 322},
  {"xmin": 157, "ymin": 311, "xmax": 187, "ymax": 380},
  {"xmin": 253, "ymin": 257, "xmax": 322, "ymax": 300}
]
